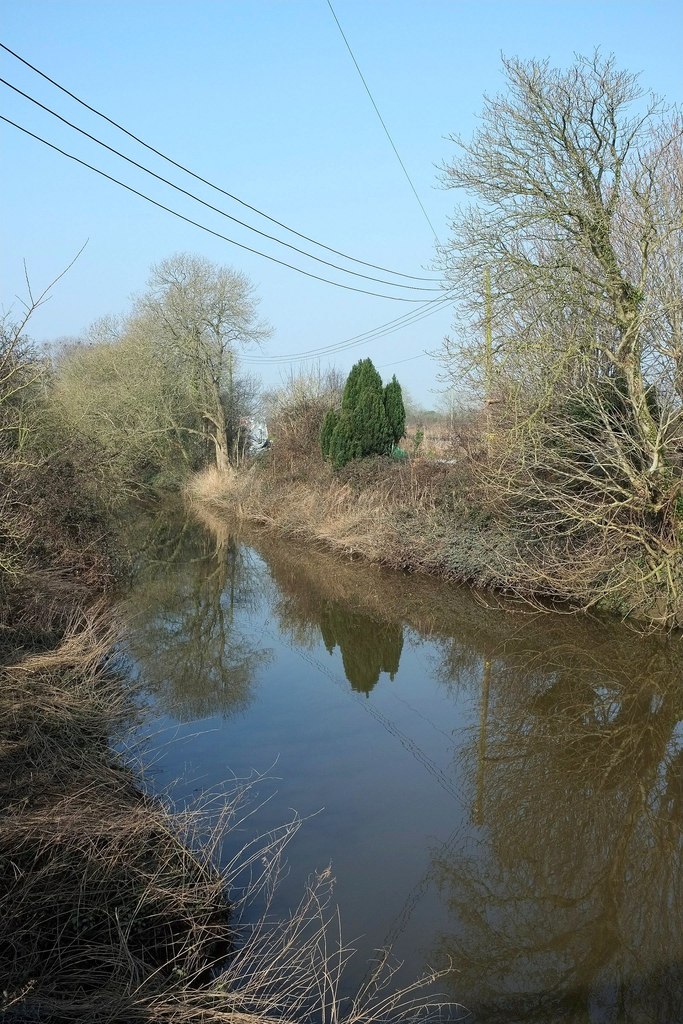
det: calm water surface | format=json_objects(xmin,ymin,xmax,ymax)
[{"xmin": 121, "ymin": 505, "xmax": 683, "ymax": 1024}]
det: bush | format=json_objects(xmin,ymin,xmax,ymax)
[{"xmin": 322, "ymin": 359, "xmax": 406, "ymax": 469}]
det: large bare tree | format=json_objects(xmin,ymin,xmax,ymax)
[
  {"xmin": 439, "ymin": 53, "xmax": 683, "ymax": 626},
  {"xmin": 55, "ymin": 254, "xmax": 269, "ymax": 484},
  {"xmin": 134, "ymin": 253, "xmax": 270, "ymax": 471}
]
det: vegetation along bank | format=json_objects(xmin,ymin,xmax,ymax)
[{"xmin": 189, "ymin": 54, "xmax": 683, "ymax": 631}]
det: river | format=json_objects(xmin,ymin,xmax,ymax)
[{"xmin": 120, "ymin": 503, "xmax": 683, "ymax": 1023}]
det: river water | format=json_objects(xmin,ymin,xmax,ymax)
[{"xmin": 121, "ymin": 504, "xmax": 683, "ymax": 1023}]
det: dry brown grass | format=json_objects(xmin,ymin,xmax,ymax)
[
  {"xmin": 186, "ymin": 456, "xmax": 464, "ymax": 580},
  {"xmin": 1, "ymin": 600, "xmax": 455, "ymax": 1024}
]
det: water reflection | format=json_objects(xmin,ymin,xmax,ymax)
[
  {"xmin": 121, "ymin": 505, "xmax": 271, "ymax": 719},
  {"xmin": 253, "ymin": 525, "xmax": 406, "ymax": 696},
  {"xmin": 433, "ymin": 626, "xmax": 683, "ymax": 1023},
  {"xmin": 121, "ymin": 506, "xmax": 682, "ymax": 1020},
  {"xmin": 319, "ymin": 606, "xmax": 402, "ymax": 695}
]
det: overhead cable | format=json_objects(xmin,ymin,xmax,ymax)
[
  {"xmin": 241, "ymin": 291, "xmax": 454, "ymax": 364},
  {"xmin": 325, "ymin": 0, "xmax": 440, "ymax": 242},
  {"xmin": 1, "ymin": 77, "xmax": 442, "ymax": 294},
  {"xmin": 0, "ymin": 114, "xmax": 431, "ymax": 303},
  {"xmin": 241, "ymin": 292, "xmax": 452, "ymax": 362},
  {"xmin": 378, "ymin": 352, "xmax": 428, "ymax": 369},
  {"xmin": 0, "ymin": 40, "xmax": 439, "ymax": 282}
]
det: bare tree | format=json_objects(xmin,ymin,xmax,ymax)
[
  {"xmin": 439, "ymin": 53, "xmax": 683, "ymax": 625},
  {"xmin": 134, "ymin": 253, "xmax": 271, "ymax": 471},
  {"xmin": 54, "ymin": 254, "xmax": 270, "ymax": 484}
]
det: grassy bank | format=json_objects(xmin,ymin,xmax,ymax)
[
  {"xmin": 186, "ymin": 453, "xmax": 546, "ymax": 611},
  {"xmin": 187, "ymin": 447, "xmax": 511, "ymax": 587},
  {"xmin": 187, "ymin": 424, "xmax": 683, "ymax": 630}
]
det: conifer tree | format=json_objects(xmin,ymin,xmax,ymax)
[
  {"xmin": 352, "ymin": 388, "xmax": 393, "ymax": 457},
  {"xmin": 341, "ymin": 358, "xmax": 383, "ymax": 412},
  {"xmin": 330, "ymin": 414, "xmax": 359, "ymax": 469},
  {"xmin": 320, "ymin": 408, "xmax": 338, "ymax": 460},
  {"xmin": 356, "ymin": 358, "xmax": 384, "ymax": 401},
  {"xmin": 383, "ymin": 375, "xmax": 406, "ymax": 446},
  {"xmin": 328, "ymin": 357, "xmax": 402, "ymax": 468},
  {"xmin": 341, "ymin": 361, "xmax": 364, "ymax": 413}
]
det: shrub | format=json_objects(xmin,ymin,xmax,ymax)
[
  {"xmin": 323, "ymin": 359, "xmax": 405, "ymax": 469},
  {"xmin": 384, "ymin": 375, "xmax": 406, "ymax": 445}
]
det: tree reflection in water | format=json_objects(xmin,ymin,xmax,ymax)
[
  {"xmin": 432, "ymin": 625, "xmax": 683, "ymax": 1023},
  {"xmin": 257, "ymin": 536, "xmax": 404, "ymax": 696},
  {"xmin": 122, "ymin": 505, "xmax": 271, "ymax": 720},
  {"xmin": 122, "ymin": 507, "xmax": 682, "ymax": 1019},
  {"xmin": 319, "ymin": 606, "xmax": 402, "ymax": 696}
]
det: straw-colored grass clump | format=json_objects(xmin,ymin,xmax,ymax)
[{"xmin": 1, "ymin": 604, "xmax": 453, "ymax": 1023}]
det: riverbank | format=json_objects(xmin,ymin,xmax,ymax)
[
  {"xmin": 188, "ymin": 449, "xmax": 683, "ymax": 630},
  {"xmin": 1, "ymin": 606, "xmax": 232, "ymax": 1019},
  {"xmin": 187, "ymin": 456, "xmax": 510, "ymax": 589}
]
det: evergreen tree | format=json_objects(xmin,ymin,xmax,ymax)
[
  {"xmin": 320, "ymin": 408, "xmax": 338, "ymax": 460},
  {"xmin": 383, "ymin": 375, "xmax": 406, "ymax": 446},
  {"xmin": 352, "ymin": 388, "xmax": 393, "ymax": 457},
  {"xmin": 341, "ymin": 358, "xmax": 383, "ymax": 412},
  {"xmin": 330, "ymin": 414, "xmax": 358, "ymax": 469},
  {"xmin": 341, "ymin": 361, "xmax": 364, "ymax": 413},
  {"xmin": 331, "ymin": 358, "xmax": 402, "ymax": 467},
  {"xmin": 356, "ymin": 358, "xmax": 384, "ymax": 400}
]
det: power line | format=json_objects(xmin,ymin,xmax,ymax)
[
  {"xmin": 0, "ymin": 40, "xmax": 439, "ymax": 283},
  {"xmin": 0, "ymin": 114, "xmax": 431, "ymax": 303},
  {"xmin": 241, "ymin": 298, "xmax": 452, "ymax": 365},
  {"xmin": 1, "ymin": 77, "xmax": 441, "ymax": 295},
  {"xmin": 241, "ymin": 291, "xmax": 453, "ymax": 364},
  {"xmin": 325, "ymin": 0, "xmax": 440, "ymax": 242},
  {"xmin": 377, "ymin": 352, "xmax": 428, "ymax": 369},
  {"xmin": 241, "ymin": 292, "xmax": 452, "ymax": 362}
]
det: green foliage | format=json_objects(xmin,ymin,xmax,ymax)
[
  {"xmin": 351, "ymin": 388, "xmax": 393, "ymax": 458},
  {"xmin": 341, "ymin": 358, "xmax": 383, "ymax": 412},
  {"xmin": 320, "ymin": 408, "xmax": 338, "ymax": 461},
  {"xmin": 329, "ymin": 414, "xmax": 359, "ymax": 470},
  {"xmin": 383, "ymin": 375, "xmax": 406, "ymax": 445},
  {"xmin": 328, "ymin": 358, "xmax": 403, "ymax": 469}
]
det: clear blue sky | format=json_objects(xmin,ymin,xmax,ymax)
[{"xmin": 2, "ymin": 0, "xmax": 681, "ymax": 405}]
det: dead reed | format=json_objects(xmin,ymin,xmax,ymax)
[
  {"xmin": 1, "ymin": 600, "xmax": 454, "ymax": 1023},
  {"xmin": 186, "ymin": 457, "xmax": 466, "ymax": 580}
]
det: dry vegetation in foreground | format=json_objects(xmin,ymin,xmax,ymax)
[{"xmin": 1, "ymin": 606, "xmax": 454, "ymax": 1022}]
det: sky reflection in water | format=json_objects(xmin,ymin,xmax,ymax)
[{"xmin": 121, "ymin": 506, "xmax": 683, "ymax": 1024}]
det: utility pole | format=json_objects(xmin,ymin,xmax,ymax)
[{"xmin": 484, "ymin": 268, "xmax": 494, "ymax": 458}]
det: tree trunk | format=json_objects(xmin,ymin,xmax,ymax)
[{"xmin": 203, "ymin": 390, "xmax": 230, "ymax": 472}]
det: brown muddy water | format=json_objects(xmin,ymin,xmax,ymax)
[{"xmin": 120, "ymin": 505, "xmax": 683, "ymax": 1024}]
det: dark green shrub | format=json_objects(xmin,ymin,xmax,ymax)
[
  {"xmin": 352, "ymin": 388, "xmax": 393, "ymax": 458},
  {"xmin": 330, "ymin": 415, "xmax": 359, "ymax": 469},
  {"xmin": 322, "ymin": 358, "xmax": 405, "ymax": 469},
  {"xmin": 383, "ymin": 375, "xmax": 406, "ymax": 445},
  {"xmin": 320, "ymin": 409, "xmax": 338, "ymax": 461},
  {"xmin": 341, "ymin": 358, "xmax": 384, "ymax": 413}
]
